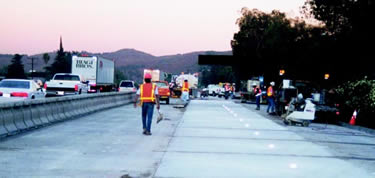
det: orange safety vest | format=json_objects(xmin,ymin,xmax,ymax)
[
  {"xmin": 225, "ymin": 84, "xmax": 230, "ymax": 91},
  {"xmin": 182, "ymin": 81, "xmax": 189, "ymax": 92},
  {"xmin": 140, "ymin": 83, "xmax": 156, "ymax": 103},
  {"xmin": 267, "ymin": 86, "xmax": 273, "ymax": 97}
]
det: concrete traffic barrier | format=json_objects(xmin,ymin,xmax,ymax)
[
  {"xmin": 1, "ymin": 103, "xmax": 18, "ymax": 135},
  {"xmin": 30, "ymin": 101, "xmax": 43, "ymax": 126},
  {"xmin": 83, "ymin": 96, "xmax": 92, "ymax": 113},
  {"xmin": 0, "ymin": 92, "xmax": 136, "ymax": 138},
  {"xmin": 53, "ymin": 100, "xmax": 64, "ymax": 121},
  {"xmin": 22, "ymin": 100, "xmax": 35, "ymax": 128},
  {"xmin": 12, "ymin": 101, "xmax": 28, "ymax": 130},
  {"xmin": 76, "ymin": 96, "xmax": 87, "ymax": 115},
  {"xmin": 94, "ymin": 96, "xmax": 104, "ymax": 111},
  {"xmin": 76, "ymin": 97, "xmax": 87, "ymax": 116},
  {"xmin": 51, "ymin": 101, "xmax": 63, "ymax": 121},
  {"xmin": 86, "ymin": 95, "xmax": 96, "ymax": 113},
  {"xmin": 37, "ymin": 99, "xmax": 50, "ymax": 125},
  {"xmin": 73, "ymin": 97, "xmax": 83, "ymax": 117},
  {"xmin": 61, "ymin": 97, "xmax": 73, "ymax": 119},
  {"xmin": 0, "ymin": 109, "xmax": 8, "ymax": 136},
  {"xmin": 43, "ymin": 100, "xmax": 58, "ymax": 123},
  {"xmin": 56, "ymin": 98, "xmax": 68, "ymax": 121}
]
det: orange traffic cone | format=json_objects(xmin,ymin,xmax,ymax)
[{"xmin": 349, "ymin": 110, "xmax": 357, "ymax": 125}]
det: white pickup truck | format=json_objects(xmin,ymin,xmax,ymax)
[{"xmin": 44, "ymin": 73, "xmax": 88, "ymax": 96}]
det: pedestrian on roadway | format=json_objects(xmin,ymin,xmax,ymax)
[
  {"xmin": 134, "ymin": 73, "xmax": 160, "ymax": 135},
  {"xmin": 254, "ymin": 85, "xmax": 262, "ymax": 110},
  {"xmin": 230, "ymin": 83, "xmax": 236, "ymax": 99},
  {"xmin": 266, "ymin": 81, "xmax": 276, "ymax": 114},
  {"xmin": 181, "ymin": 79, "xmax": 189, "ymax": 102}
]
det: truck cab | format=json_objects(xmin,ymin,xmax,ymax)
[{"xmin": 153, "ymin": 81, "xmax": 170, "ymax": 104}]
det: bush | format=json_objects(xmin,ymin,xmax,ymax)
[{"xmin": 336, "ymin": 77, "xmax": 375, "ymax": 128}]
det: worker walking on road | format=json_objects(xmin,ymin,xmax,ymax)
[
  {"xmin": 134, "ymin": 73, "xmax": 160, "ymax": 135},
  {"xmin": 181, "ymin": 79, "xmax": 189, "ymax": 102},
  {"xmin": 267, "ymin": 81, "xmax": 276, "ymax": 114}
]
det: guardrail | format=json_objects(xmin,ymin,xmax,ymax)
[{"xmin": 0, "ymin": 92, "xmax": 135, "ymax": 137}]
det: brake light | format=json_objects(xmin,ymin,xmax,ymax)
[
  {"xmin": 118, "ymin": 87, "xmax": 121, "ymax": 92},
  {"xmin": 0, "ymin": 92, "xmax": 2, "ymax": 96},
  {"xmin": 74, "ymin": 84, "xmax": 78, "ymax": 91},
  {"xmin": 133, "ymin": 88, "xmax": 136, "ymax": 92},
  {"xmin": 44, "ymin": 83, "xmax": 47, "ymax": 89},
  {"xmin": 336, "ymin": 112, "xmax": 340, "ymax": 115},
  {"xmin": 11, "ymin": 92, "xmax": 28, "ymax": 97},
  {"xmin": 91, "ymin": 83, "xmax": 96, "ymax": 87}
]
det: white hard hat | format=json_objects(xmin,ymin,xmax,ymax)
[
  {"xmin": 298, "ymin": 93, "xmax": 303, "ymax": 99},
  {"xmin": 270, "ymin": 81, "xmax": 275, "ymax": 86}
]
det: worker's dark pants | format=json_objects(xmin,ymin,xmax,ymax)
[
  {"xmin": 142, "ymin": 102, "xmax": 154, "ymax": 132},
  {"xmin": 267, "ymin": 97, "xmax": 275, "ymax": 113},
  {"xmin": 256, "ymin": 95, "xmax": 261, "ymax": 108}
]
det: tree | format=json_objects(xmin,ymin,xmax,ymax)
[
  {"xmin": 45, "ymin": 46, "xmax": 71, "ymax": 79},
  {"xmin": 0, "ymin": 66, "xmax": 8, "ymax": 76},
  {"xmin": 114, "ymin": 68, "xmax": 127, "ymax": 87},
  {"xmin": 302, "ymin": 0, "xmax": 375, "ymax": 79},
  {"xmin": 336, "ymin": 77, "xmax": 375, "ymax": 128},
  {"xmin": 231, "ymin": 8, "xmax": 325, "ymax": 82},
  {"xmin": 6, "ymin": 54, "xmax": 27, "ymax": 79},
  {"xmin": 42, "ymin": 53, "xmax": 50, "ymax": 65}
]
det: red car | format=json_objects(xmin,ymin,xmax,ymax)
[{"xmin": 153, "ymin": 81, "xmax": 171, "ymax": 104}]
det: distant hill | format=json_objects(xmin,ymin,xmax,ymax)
[{"xmin": 0, "ymin": 49, "xmax": 232, "ymax": 83}]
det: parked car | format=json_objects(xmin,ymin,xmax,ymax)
[
  {"xmin": 153, "ymin": 81, "xmax": 170, "ymax": 104},
  {"xmin": 118, "ymin": 80, "xmax": 136, "ymax": 92},
  {"xmin": 0, "ymin": 79, "xmax": 45, "ymax": 99}
]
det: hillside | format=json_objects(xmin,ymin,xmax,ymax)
[{"xmin": 0, "ymin": 49, "xmax": 232, "ymax": 82}]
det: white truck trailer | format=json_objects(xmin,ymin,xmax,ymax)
[
  {"xmin": 143, "ymin": 69, "xmax": 166, "ymax": 82},
  {"xmin": 72, "ymin": 55, "xmax": 115, "ymax": 93}
]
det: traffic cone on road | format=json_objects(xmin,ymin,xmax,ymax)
[{"xmin": 349, "ymin": 110, "xmax": 357, "ymax": 125}]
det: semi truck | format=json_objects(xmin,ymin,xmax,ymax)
[{"xmin": 72, "ymin": 55, "xmax": 115, "ymax": 93}]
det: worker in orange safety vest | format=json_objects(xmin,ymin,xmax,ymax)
[
  {"xmin": 266, "ymin": 81, "xmax": 276, "ymax": 114},
  {"xmin": 181, "ymin": 79, "xmax": 189, "ymax": 102},
  {"xmin": 134, "ymin": 73, "xmax": 160, "ymax": 135}
]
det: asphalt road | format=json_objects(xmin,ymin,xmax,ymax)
[{"xmin": 0, "ymin": 97, "xmax": 374, "ymax": 177}]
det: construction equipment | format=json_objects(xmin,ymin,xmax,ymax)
[
  {"xmin": 283, "ymin": 97, "xmax": 316, "ymax": 127},
  {"xmin": 172, "ymin": 73, "xmax": 198, "ymax": 98}
]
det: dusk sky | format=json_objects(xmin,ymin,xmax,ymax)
[{"xmin": 0, "ymin": 0, "xmax": 306, "ymax": 56}]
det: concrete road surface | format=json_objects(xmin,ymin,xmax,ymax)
[{"xmin": 1, "ymin": 98, "xmax": 374, "ymax": 177}]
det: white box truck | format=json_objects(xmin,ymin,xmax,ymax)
[
  {"xmin": 143, "ymin": 69, "xmax": 166, "ymax": 82},
  {"xmin": 72, "ymin": 55, "xmax": 115, "ymax": 93}
]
